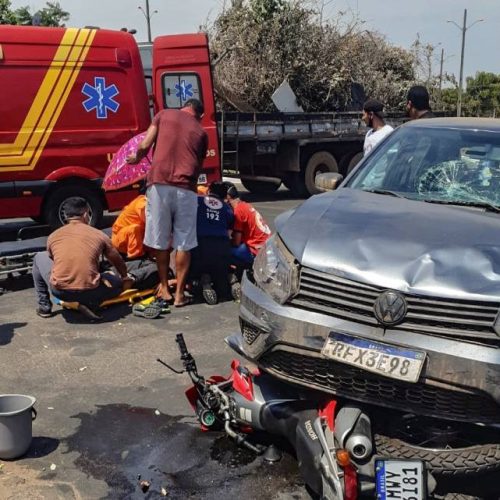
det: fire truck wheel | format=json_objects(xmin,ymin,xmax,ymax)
[{"xmin": 44, "ymin": 184, "xmax": 104, "ymax": 229}]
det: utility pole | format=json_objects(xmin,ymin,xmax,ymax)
[
  {"xmin": 138, "ymin": 0, "xmax": 158, "ymax": 43},
  {"xmin": 447, "ymin": 9, "xmax": 484, "ymax": 117},
  {"xmin": 439, "ymin": 48, "xmax": 444, "ymax": 95}
]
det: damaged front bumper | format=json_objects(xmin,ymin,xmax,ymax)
[{"xmin": 231, "ymin": 274, "xmax": 500, "ymax": 425}]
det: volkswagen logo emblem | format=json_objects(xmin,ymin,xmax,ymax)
[{"xmin": 373, "ymin": 290, "xmax": 407, "ymax": 326}]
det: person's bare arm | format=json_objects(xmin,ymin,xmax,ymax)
[
  {"xmin": 126, "ymin": 123, "xmax": 158, "ymax": 164},
  {"xmin": 232, "ymin": 230, "xmax": 242, "ymax": 247}
]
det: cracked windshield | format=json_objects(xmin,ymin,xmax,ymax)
[{"xmin": 349, "ymin": 126, "xmax": 500, "ymax": 209}]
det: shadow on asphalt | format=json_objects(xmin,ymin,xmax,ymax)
[
  {"xmin": 25, "ymin": 436, "xmax": 60, "ymax": 459},
  {"xmin": 0, "ymin": 322, "xmax": 27, "ymax": 346},
  {"xmin": 63, "ymin": 404, "xmax": 308, "ymax": 500},
  {"xmin": 1, "ymin": 274, "xmax": 34, "ymax": 294}
]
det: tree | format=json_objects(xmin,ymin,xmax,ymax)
[
  {"xmin": 465, "ymin": 72, "xmax": 500, "ymax": 117},
  {"xmin": 207, "ymin": 0, "xmax": 416, "ymax": 112},
  {"xmin": 0, "ymin": 0, "xmax": 16, "ymax": 24},
  {"xmin": 0, "ymin": 0, "xmax": 69, "ymax": 27}
]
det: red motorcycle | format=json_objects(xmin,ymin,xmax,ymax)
[{"xmin": 159, "ymin": 334, "xmax": 449, "ymax": 500}]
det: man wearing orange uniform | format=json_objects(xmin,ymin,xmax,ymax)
[{"xmin": 112, "ymin": 194, "xmax": 147, "ymax": 259}]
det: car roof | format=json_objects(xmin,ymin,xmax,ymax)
[{"xmin": 402, "ymin": 117, "xmax": 500, "ymax": 132}]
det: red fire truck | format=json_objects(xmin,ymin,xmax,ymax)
[{"xmin": 0, "ymin": 26, "xmax": 220, "ymax": 228}]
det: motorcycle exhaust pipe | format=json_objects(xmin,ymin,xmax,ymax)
[{"xmin": 334, "ymin": 406, "xmax": 372, "ymax": 461}]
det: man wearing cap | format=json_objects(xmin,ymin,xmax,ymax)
[{"xmin": 362, "ymin": 99, "xmax": 394, "ymax": 156}]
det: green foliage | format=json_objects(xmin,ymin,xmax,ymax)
[
  {"xmin": 465, "ymin": 72, "xmax": 500, "ymax": 117},
  {"xmin": 0, "ymin": 0, "xmax": 69, "ymax": 27},
  {"xmin": 250, "ymin": 0, "xmax": 286, "ymax": 21},
  {"xmin": 0, "ymin": 0, "xmax": 16, "ymax": 24}
]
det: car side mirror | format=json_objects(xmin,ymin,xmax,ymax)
[{"xmin": 315, "ymin": 172, "xmax": 344, "ymax": 192}]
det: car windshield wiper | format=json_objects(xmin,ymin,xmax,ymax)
[
  {"xmin": 423, "ymin": 199, "xmax": 500, "ymax": 213},
  {"xmin": 364, "ymin": 188, "xmax": 406, "ymax": 198}
]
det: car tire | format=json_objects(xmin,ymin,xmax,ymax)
[
  {"xmin": 304, "ymin": 151, "xmax": 338, "ymax": 196},
  {"xmin": 240, "ymin": 178, "xmax": 281, "ymax": 195},
  {"xmin": 43, "ymin": 184, "xmax": 104, "ymax": 229},
  {"xmin": 374, "ymin": 433, "xmax": 500, "ymax": 476}
]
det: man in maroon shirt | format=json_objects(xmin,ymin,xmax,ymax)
[{"xmin": 127, "ymin": 99, "xmax": 208, "ymax": 307}]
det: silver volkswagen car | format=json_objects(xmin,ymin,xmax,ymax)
[{"xmin": 231, "ymin": 118, "xmax": 500, "ymax": 426}]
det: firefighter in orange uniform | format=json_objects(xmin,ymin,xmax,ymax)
[{"xmin": 111, "ymin": 194, "xmax": 147, "ymax": 259}]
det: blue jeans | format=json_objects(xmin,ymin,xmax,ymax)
[{"xmin": 231, "ymin": 243, "xmax": 254, "ymax": 266}]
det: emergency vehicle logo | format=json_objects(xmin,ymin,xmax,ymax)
[
  {"xmin": 82, "ymin": 77, "xmax": 120, "ymax": 119},
  {"xmin": 204, "ymin": 196, "xmax": 223, "ymax": 210},
  {"xmin": 175, "ymin": 80, "xmax": 194, "ymax": 101}
]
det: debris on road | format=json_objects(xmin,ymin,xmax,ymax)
[
  {"xmin": 79, "ymin": 366, "xmax": 87, "ymax": 372},
  {"xmin": 49, "ymin": 463, "xmax": 57, "ymax": 471},
  {"xmin": 161, "ymin": 486, "xmax": 168, "ymax": 496},
  {"xmin": 139, "ymin": 479, "xmax": 151, "ymax": 493}
]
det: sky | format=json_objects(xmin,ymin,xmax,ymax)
[{"xmin": 9, "ymin": 0, "xmax": 500, "ymax": 81}]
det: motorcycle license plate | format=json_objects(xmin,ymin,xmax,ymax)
[
  {"xmin": 321, "ymin": 332, "xmax": 425, "ymax": 383},
  {"xmin": 198, "ymin": 173, "xmax": 207, "ymax": 184},
  {"xmin": 375, "ymin": 459, "xmax": 425, "ymax": 500}
]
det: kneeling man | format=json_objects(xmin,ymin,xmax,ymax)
[{"xmin": 32, "ymin": 199, "xmax": 131, "ymax": 319}]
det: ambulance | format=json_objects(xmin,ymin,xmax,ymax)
[{"xmin": 0, "ymin": 25, "xmax": 220, "ymax": 228}]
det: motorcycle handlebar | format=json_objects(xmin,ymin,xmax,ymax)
[{"xmin": 176, "ymin": 333, "xmax": 189, "ymax": 358}]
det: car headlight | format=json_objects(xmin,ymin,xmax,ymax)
[{"xmin": 253, "ymin": 235, "xmax": 299, "ymax": 304}]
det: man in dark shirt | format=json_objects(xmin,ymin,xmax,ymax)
[
  {"xmin": 32, "ymin": 199, "xmax": 131, "ymax": 319},
  {"xmin": 406, "ymin": 85, "xmax": 436, "ymax": 119},
  {"xmin": 190, "ymin": 182, "xmax": 233, "ymax": 304},
  {"xmin": 127, "ymin": 99, "xmax": 208, "ymax": 307}
]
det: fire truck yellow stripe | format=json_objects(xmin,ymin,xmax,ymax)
[
  {"xmin": 0, "ymin": 28, "xmax": 96, "ymax": 170},
  {"xmin": 23, "ymin": 30, "xmax": 95, "ymax": 169}
]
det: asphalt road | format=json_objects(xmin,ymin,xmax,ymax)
[
  {"xmin": 0, "ymin": 187, "xmax": 308, "ymax": 500},
  {"xmin": 1, "ymin": 187, "xmax": 499, "ymax": 499}
]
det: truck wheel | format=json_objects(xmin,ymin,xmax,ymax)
[
  {"xmin": 375, "ymin": 433, "xmax": 500, "ymax": 476},
  {"xmin": 304, "ymin": 152, "xmax": 338, "ymax": 196},
  {"xmin": 240, "ymin": 178, "xmax": 281, "ymax": 195},
  {"xmin": 347, "ymin": 152, "xmax": 363, "ymax": 174},
  {"xmin": 43, "ymin": 184, "xmax": 104, "ymax": 229}
]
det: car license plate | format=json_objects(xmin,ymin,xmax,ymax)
[
  {"xmin": 321, "ymin": 332, "xmax": 425, "ymax": 383},
  {"xmin": 198, "ymin": 173, "xmax": 207, "ymax": 184},
  {"xmin": 375, "ymin": 459, "xmax": 425, "ymax": 500}
]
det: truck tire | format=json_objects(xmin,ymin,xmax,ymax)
[
  {"xmin": 43, "ymin": 184, "xmax": 104, "ymax": 229},
  {"xmin": 374, "ymin": 433, "xmax": 500, "ymax": 476},
  {"xmin": 240, "ymin": 178, "xmax": 281, "ymax": 195},
  {"xmin": 347, "ymin": 152, "xmax": 363, "ymax": 174},
  {"xmin": 304, "ymin": 151, "xmax": 338, "ymax": 196}
]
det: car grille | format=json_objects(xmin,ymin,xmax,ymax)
[
  {"xmin": 289, "ymin": 267, "xmax": 500, "ymax": 339},
  {"xmin": 240, "ymin": 318, "xmax": 264, "ymax": 345},
  {"xmin": 260, "ymin": 350, "xmax": 500, "ymax": 424}
]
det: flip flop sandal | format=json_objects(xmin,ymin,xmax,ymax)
[
  {"xmin": 174, "ymin": 297, "xmax": 193, "ymax": 308},
  {"xmin": 132, "ymin": 302, "xmax": 163, "ymax": 319}
]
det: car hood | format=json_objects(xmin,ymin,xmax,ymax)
[{"xmin": 278, "ymin": 188, "xmax": 500, "ymax": 301}]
